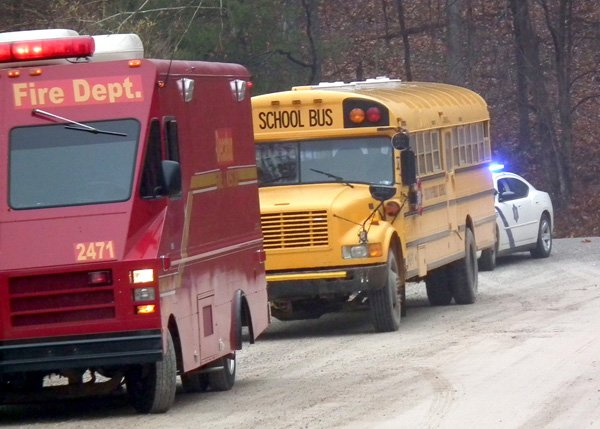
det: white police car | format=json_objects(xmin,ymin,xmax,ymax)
[{"xmin": 479, "ymin": 165, "xmax": 554, "ymax": 270}]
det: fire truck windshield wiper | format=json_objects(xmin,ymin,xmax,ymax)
[{"xmin": 32, "ymin": 108, "xmax": 128, "ymax": 137}]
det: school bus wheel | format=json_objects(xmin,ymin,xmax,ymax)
[
  {"xmin": 426, "ymin": 266, "xmax": 453, "ymax": 306},
  {"xmin": 368, "ymin": 249, "xmax": 403, "ymax": 332},
  {"xmin": 449, "ymin": 228, "xmax": 478, "ymax": 305}
]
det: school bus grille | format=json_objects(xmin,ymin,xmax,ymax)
[
  {"xmin": 8, "ymin": 272, "xmax": 116, "ymax": 327},
  {"xmin": 261, "ymin": 210, "xmax": 329, "ymax": 249}
]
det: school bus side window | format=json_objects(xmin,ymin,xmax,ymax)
[{"xmin": 141, "ymin": 119, "xmax": 163, "ymax": 198}]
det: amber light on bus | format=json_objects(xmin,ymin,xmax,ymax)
[
  {"xmin": 343, "ymin": 98, "xmax": 389, "ymax": 128},
  {"xmin": 0, "ymin": 36, "xmax": 95, "ymax": 63},
  {"xmin": 342, "ymin": 243, "xmax": 383, "ymax": 259}
]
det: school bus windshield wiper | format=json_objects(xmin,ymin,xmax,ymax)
[
  {"xmin": 32, "ymin": 108, "xmax": 127, "ymax": 136},
  {"xmin": 310, "ymin": 168, "xmax": 354, "ymax": 188}
]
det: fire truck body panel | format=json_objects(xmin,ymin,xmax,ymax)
[{"xmin": 0, "ymin": 31, "xmax": 268, "ymax": 409}]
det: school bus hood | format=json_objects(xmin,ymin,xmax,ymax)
[{"xmin": 259, "ymin": 183, "xmax": 373, "ymax": 214}]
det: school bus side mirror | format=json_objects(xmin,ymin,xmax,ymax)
[
  {"xmin": 161, "ymin": 160, "xmax": 182, "ymax": 199},
  {"xmin": 392, "ymin": 132, "xmax": 410, "ymax": 150},
  {"xmin": 400, "ymin": 149, "xmax": 417, "ymax": 186},
  {"xmin": 369, "ymin": 185, "xmax": 396, "ymax": 202}
]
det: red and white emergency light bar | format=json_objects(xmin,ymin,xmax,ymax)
[{"xmin": 0, "ymin": 29, "xmax": 143, "ymax": 66}]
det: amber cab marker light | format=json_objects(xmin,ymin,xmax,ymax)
[
  {"xmin": 128, "ymin": 59, "xmax": 142, "ymax": 67},
  {"xmin": 8, "ymin": 70, "xmax": 20, "ymax": 78},
  {"xmin": 349, "ymin": 108, "xmax": 365, "ymax": 124}
]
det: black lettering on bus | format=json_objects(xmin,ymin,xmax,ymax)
[
  {"xmin": 309, "ymin": 108, "xmax": 334, "ymax": 127},
  {"xmin": 259, "ymin": 110, "xmax": 305, "ymax": 129}
]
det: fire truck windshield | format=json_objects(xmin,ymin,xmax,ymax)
[
  {"xmin": 9, "ymin": 119, "xmax": 140, "ymax": 209},
  {"xmin": 256, "ymin": 136, "xmax": 394, "ymax": 187}
]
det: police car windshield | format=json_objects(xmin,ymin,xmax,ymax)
[
  {"xmin": 256, "ymin": 136, "xmax": 394, "ymax": 187},
  {"xmin": 9, "ymin": 119, "xmax": 139, "ymax": 209}
]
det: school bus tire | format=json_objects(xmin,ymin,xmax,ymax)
[
  {"xmin": 450, "ymin": 228, "xmax": 478, "ymax": 305},
  {"xmin": 126, "ymin": 330, "xmax": 177, "ymax": 414},
  {"xmin": 368, "ymin": 249, "xmax": 402, "ymax": 332},
  {"xmin": 208, "ymin": 353, "xmax": 236, "ymax": 391},
  {"xmin": 479, "ymin": 226, "xmax": 498, "ymax": 271},
  {"xmin": 425, "ymin": 266, "xmax": 453, "ymax": 306}
]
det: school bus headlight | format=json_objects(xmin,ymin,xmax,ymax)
[
  {"xmin": 342, "ymin": 243, "xmax": 383, "ymax": 259},
  {"xmin": 131, "ymin": 268, "xmax": 154, "ymax": 284},
  {"xmin": 133, "ymin": 287, "xmax": 156, "ymax": 302}
]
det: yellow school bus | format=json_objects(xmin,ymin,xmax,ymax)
[{"xmin": 252, "ymin": 78, "xmax": 496, "ymax": 332}]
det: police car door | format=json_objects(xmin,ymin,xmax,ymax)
[{"xmin": 495, "ymin": 176, "xmax": 536, "ymax": 249}]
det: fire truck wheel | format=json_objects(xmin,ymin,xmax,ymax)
[
  {"xmin": 126, "ymin": 330, "xmax": 177, "ymax": 414},
  {"xmin": 368, "ymin": 250, "xmax": 402, "ymax": 332},
  {"xmin": 450, "ymin": 228, "xmax": 478, "ymax": 305},
  {"xmin": 181, "ymin": 372, "xmax": 209, "ymax": 393},
  {"xmin": 426, "ymin": 266, "xmax": 453, "ymax": 306},
  {"xmin": 208, "ymin": 354, "xmax": 236, "ymax": 391}
]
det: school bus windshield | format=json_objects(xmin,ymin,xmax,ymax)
[
  {"xmin": 9, "ymin": 119, "xmax": 140, "ymax": 209},
  {"xmin": 256, "ymin": 136, "xmax": 394, "ymax": 187}
]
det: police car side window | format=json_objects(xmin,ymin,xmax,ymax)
[{"xmin": 506, "ymin": 177, "xmax": 529, "ymax": 199}]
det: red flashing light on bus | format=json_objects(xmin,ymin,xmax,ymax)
[
  {"xmin": 0, "ymin": 36, "xmax": 95, "ymax": 63},
  {"xmin": 343, "ymin": 98, "xmax": 389, "ymax": 128}
]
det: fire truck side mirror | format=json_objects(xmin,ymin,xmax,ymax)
[
  {"xmin": 400, "ymin": 149, "xmax": 417, "ymax": 186},
  {"xmin": 161, "ymin": 160, "xmax": 182, "ymax": 199}
]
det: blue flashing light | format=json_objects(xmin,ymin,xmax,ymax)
[{"xmin": 489, "ymin": 162, "xmax": 505, "ymax": 172}]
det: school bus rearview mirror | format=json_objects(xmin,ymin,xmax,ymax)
[
  {"xmin": 401, "ymin": 149, "xmax": 417, "ymax": 186},
  {"xmin": 369, "ymin": 185, "xmax": 396, "ymax": 202},
  {"xmin": 392, "ymin": 132, "xmax": 410, "ymax": 150}
]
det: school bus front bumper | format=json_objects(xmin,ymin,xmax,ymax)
[{"xmin": 266, "ymin": 263, "xmax": 388, "ymax": 299}]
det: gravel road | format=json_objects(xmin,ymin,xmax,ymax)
[{"xmin": 3, "ymin": 237, "xmax": 600, "ymax": 428}]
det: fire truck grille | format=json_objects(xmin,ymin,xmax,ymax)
[
  {"xmin": 8, "ymin": 272, "xmax": 115, "ymax": 327},
  {"xmin": 261, "ymin": 210, "xmax": 329, "ymax": 250}
]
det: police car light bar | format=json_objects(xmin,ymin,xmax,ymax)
[
  {"xmin": 0, "ymin": 36, "xmax": 95, "ymax": 63},
  {"xmin": 489, "ymin": 162, "xmax": 505, "ymax": 172}
]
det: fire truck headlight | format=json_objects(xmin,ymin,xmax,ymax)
[
  {"xmin": 134, "ymin": 287, "xmax": 156, "ymax": 302},
  {"xmin": 342, "ymin": 243, "xmax": 383, "ymax": 259},
  {"xmin": 131, "ymin": 268, "xmax": 154, "ymax": 284}
]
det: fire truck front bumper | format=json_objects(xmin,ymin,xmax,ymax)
[
  {"xmin": 266, "ymin": 263, "xmax": 389, "ymax": 299},
  {"xmin": 0, "ymin": 330, "xmax": 163, "ymax": 374}
]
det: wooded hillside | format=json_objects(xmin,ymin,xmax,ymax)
[{"xmin": 2, "ymin": 0, "xmax": 599, "ymax": 237}]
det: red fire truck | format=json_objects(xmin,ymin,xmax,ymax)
[{"xmin": 0, "ymin": 29, "xmax": 269, "ymax": 413}]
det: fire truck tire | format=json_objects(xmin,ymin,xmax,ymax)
[
  {"xmin": 127, "ymin": 330, "xmax": 177, "ymax": 414},
  {"xmin": 426, "ymin": 267, "xmax": 453, "ymax": 306},
  {"xmin": 208, "ymin": 354, "xmax": 236, "ymax": 391},
  {"xmin": 181, "ymin": 372, "xmax": 209, "ymax": 393},
  {"xmin": 449, "ymin": 228, "xmax": 478, "ymax": 305},
  {"xmin": 368, "ymin": 250, "xmax": 402, "ymax": 332},
  {"xmin": 530, "ymin": 214, "xmax": 552, "ymax": 258}
]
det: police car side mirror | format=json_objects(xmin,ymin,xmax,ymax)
[
  {"xmin": 498, "ymin": 190, "xmax": 515, "ymax": 203},
  {"xmin": 161, "ymin": 160, "xmax": 182, "ymax": 199},
  {"xmin": 369, "ymin": 185, "xmax": 396, "ymax": 202}
]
